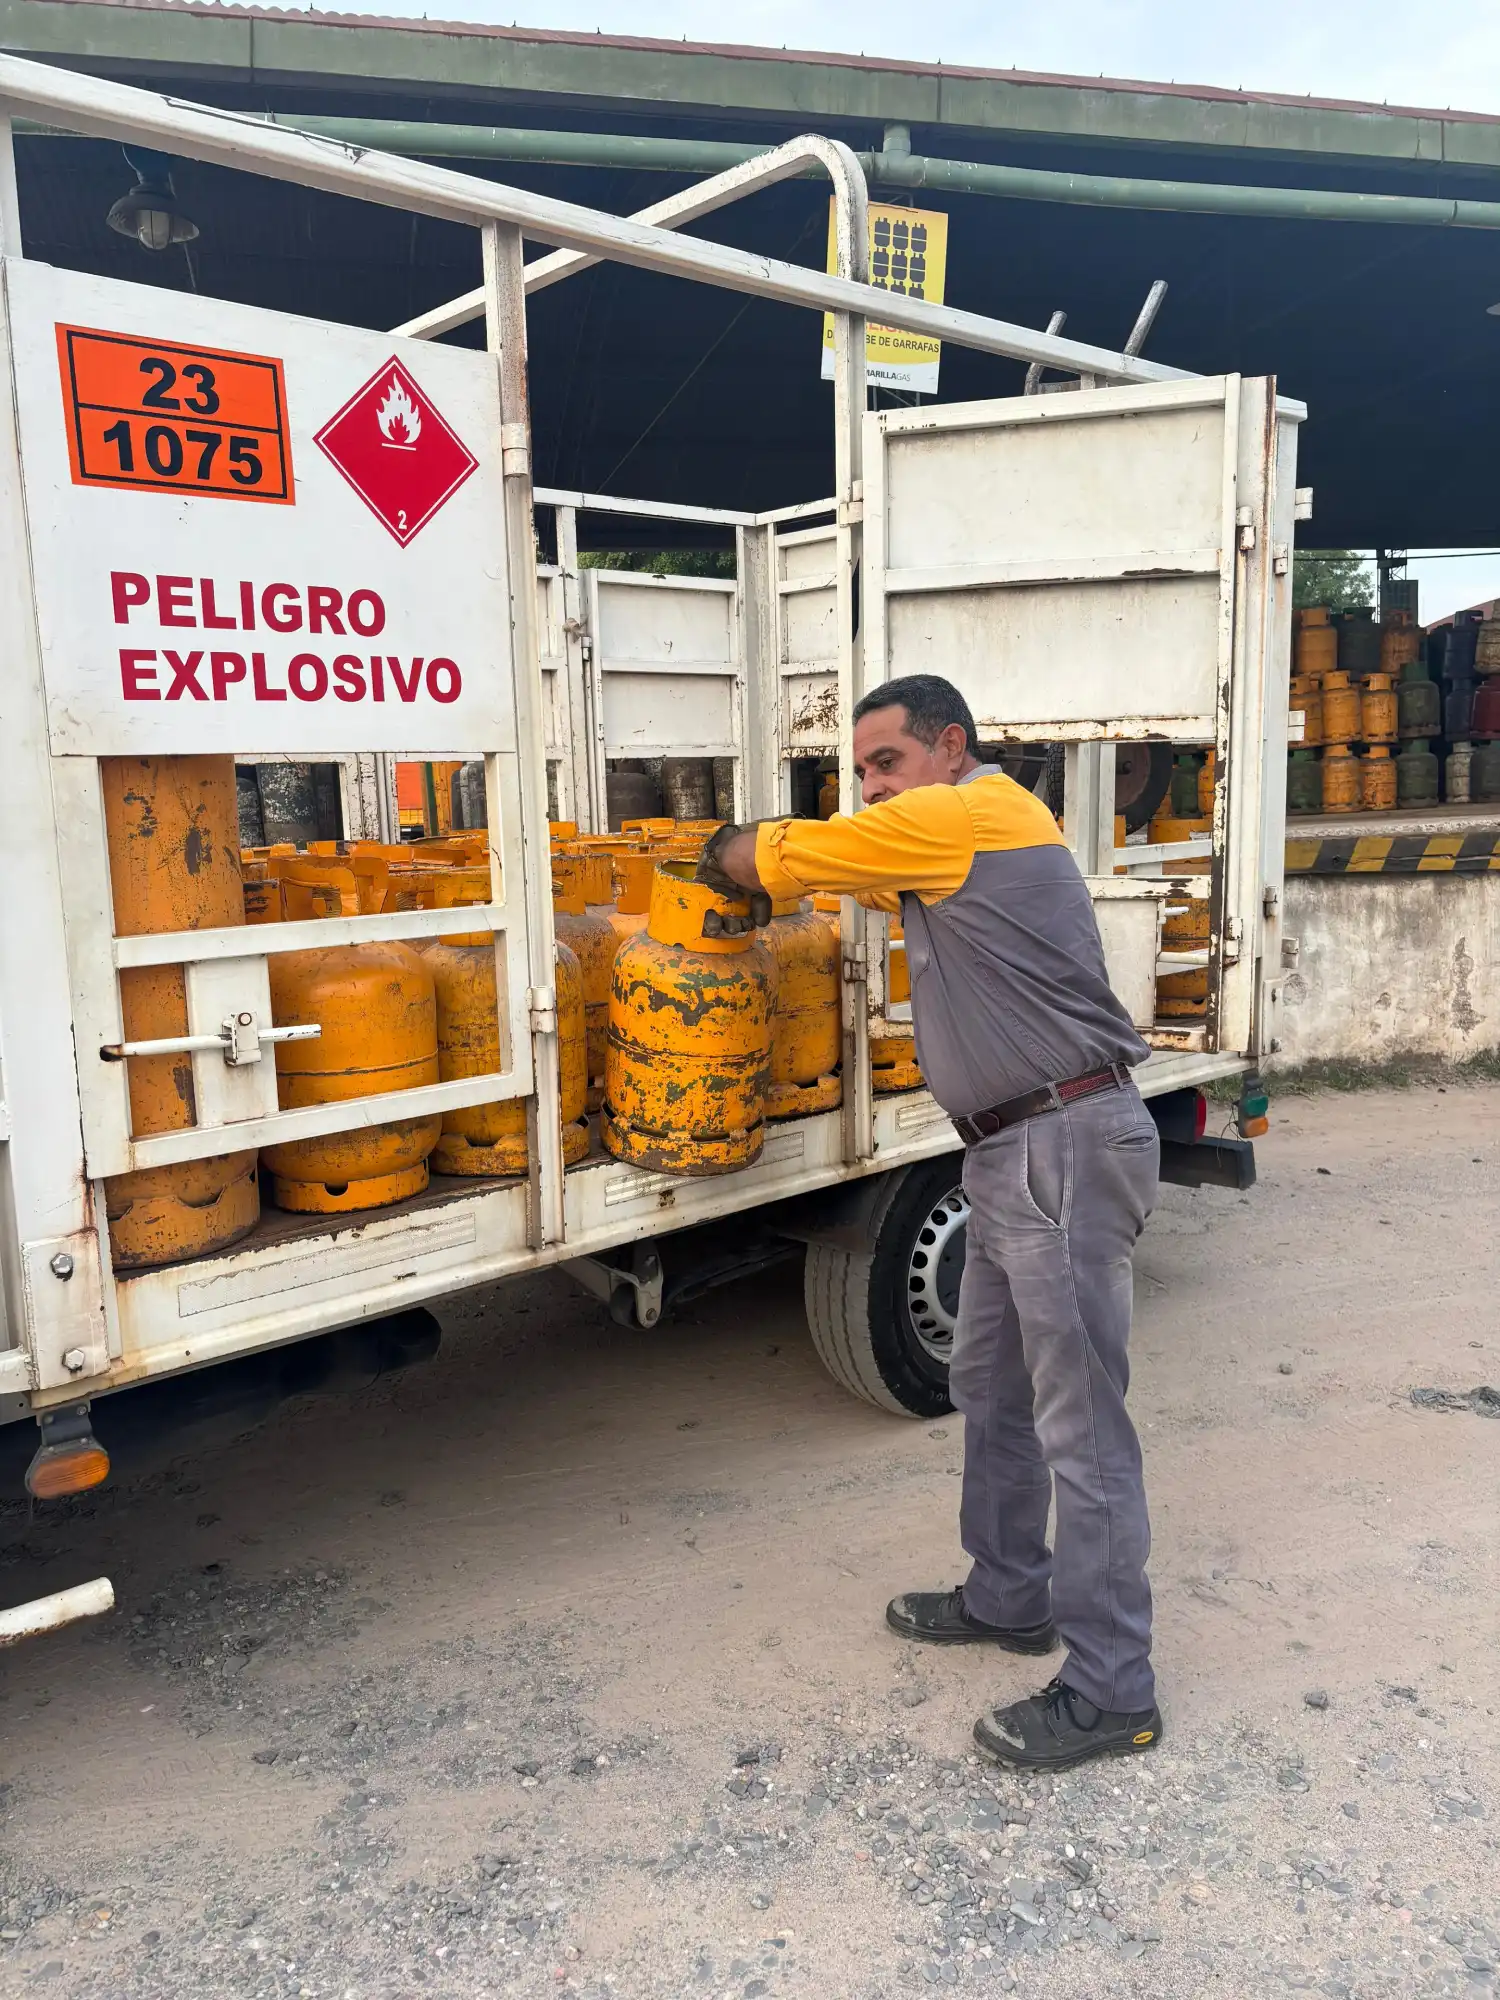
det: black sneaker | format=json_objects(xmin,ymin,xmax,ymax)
[
  {"xmin": 886, "ymin": 1587, "xmax": 1057, "ymax": 1653},
  {"xmin": 974, "ymin": 1676, "xmax": 1163, "ymax": 1772}
]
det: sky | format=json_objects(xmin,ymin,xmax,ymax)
[{"xmin": 273, "ymin": 0, "xmax": 1500, "ymax": 615}]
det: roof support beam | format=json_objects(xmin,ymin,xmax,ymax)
[{"xmin": 0, "ymin": 55, "xmax": 1185, "ymax": 384}]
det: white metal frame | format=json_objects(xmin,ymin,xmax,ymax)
[{"xmin": 0, "ymin": 56, "xmax": 1292, "ymax": 1415}]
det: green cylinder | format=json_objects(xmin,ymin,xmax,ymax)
[
  {"xmin": 1169, "ymin": 752, "xmax": 1201, "ymax": 816},
  {"xmin": 1471, "ymin": 741, "xmax": 1500, "ymax": 804},
  {"xmin": 1396, "ymin": 738, "xmax": 1440, "ymax": 807},
  {"xmin": 1397, "ymin": 674, "xmax": 1441, "ymax": 740},
  {"xmin": 1286, "ymin": 748, "xmax": 1323, "ymax": 816}
]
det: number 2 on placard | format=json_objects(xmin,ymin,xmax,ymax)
[{"xmin": 397, "ymin": 509, "xmax": 408, "ymax": 532}]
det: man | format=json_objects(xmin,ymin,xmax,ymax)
[{"xmin": 697, "ymin": 674, "xmax": 1163, "ymax": 1772}]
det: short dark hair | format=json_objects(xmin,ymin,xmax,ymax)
[{"xmin": 852, "ymin": 674, "xmax": 982, "ymax": 761}]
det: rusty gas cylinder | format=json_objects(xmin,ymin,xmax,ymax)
[
  {"xmin": 1294, "ymin": 606, "xmax": 1338, "ymax": 681},
  {"xmin": 762, "ymin": 897, "xmax": 842, "ymax": 1118},
  {"xmin": 1359, "ymin": 745, "xmax": 1397, "ymax": 811},
  {"xmin": 261, "ymin": 868, "xmax": 440, "ymax": 1212},
  {"xmin": 1379, "ymin": 608, "xmax": 1420, "ymax": 678},
  {"xmin": 553, "ymin": 855, "xmax": 620, "ymax": 1113},
  {"xmin": 1320, "ymin": 671, "xmax": 1361, "ymax": 745},
  {"xmin": 1157, "ymin": 891, "xmax": 1210, "ymax": 1019},
  {"xmin": 425, "ymin": 869, "xmax": 588, "ymax": 1175},
  {"xmin": 1360, "ymin": 673, "xmax": 1397, "ymax": 744},
  {"xmin": 604, "ymin": 852, "xmax": 656, "ymax": 947},
  {"xmin": 100, "ymin": 756, "xmax": 261, "ymax": 1271},
  {"xmin": 603, "ymin": 865, "xmax": 773, "ymax": 1175},
  {"xmin": 1320, "ymin": 743, "xmax": 1359, "ymax": 813}
]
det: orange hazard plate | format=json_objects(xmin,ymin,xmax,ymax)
[{"xmin": 55, "ymin": 323, "xmax": 294, "ymax": 504}]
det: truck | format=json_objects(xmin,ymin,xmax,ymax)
[{"xmin": 0, "ymin": 55, "xmax": 1299, "ymax": 1637}]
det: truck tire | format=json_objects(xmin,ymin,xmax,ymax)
[{"xmin": 803, "ymin": 1158, "xmax": 968, "ymax": 1418}]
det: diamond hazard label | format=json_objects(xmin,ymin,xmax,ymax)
[{"xmin": 314, "ymin": 357, "xmax": 478, "ymax": 546}]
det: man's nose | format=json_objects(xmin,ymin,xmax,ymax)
[{"xmin": 862, "ymin": 775, "xmax": 888, "ymax": 805}]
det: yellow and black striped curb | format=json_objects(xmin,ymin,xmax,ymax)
[{"xmin": 1285, "ymin": 830, "xmax": 1500, "ymax": 875}]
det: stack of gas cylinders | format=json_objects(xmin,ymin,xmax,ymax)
[
  {"xmin": 104, "ymin": 776, "xmax": 901, "ymax": 1274},
  {"xmin": 1287, "ymin": 605, "xmax": 1444, "ymax": 814}
]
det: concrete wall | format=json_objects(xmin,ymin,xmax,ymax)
[{"xmin": 1276, "ymin": 875, "xmax": 1499, "ymax": 1067}]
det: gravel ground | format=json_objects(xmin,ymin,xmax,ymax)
[{"xmin": 0, "ymin": 1084, "xmax": 1496, "ymax": 1998}]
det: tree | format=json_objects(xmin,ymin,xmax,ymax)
[
  {"xmin": 1293, "ymin": 550, "xmax": 1373, "ymax": 613},
  {"xmin": 579, "ymin": 548, "xmax": 735, "ymax": 579}
]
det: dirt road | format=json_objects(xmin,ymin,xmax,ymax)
[{"xmin": 1, "ymin": 1086, "xmax": 1497, "ymax": 1999}]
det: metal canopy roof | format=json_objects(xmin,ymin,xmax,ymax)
[{"xmin": 6, "ymin": 0, "xmax": 1500, "ymax": 547}]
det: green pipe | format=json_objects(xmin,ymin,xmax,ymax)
[
  {"xmin": 874, "ymin": 147, "xmax": 1500, "ymax": 230},
  {"xmin": 23, "ymin": 113, "xmax": 1500, "ymax": 231},
  {"xmin": 269, "ymin": 116, "xmax": 763, "ymax": 176}
]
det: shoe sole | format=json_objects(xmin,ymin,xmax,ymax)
[
  {"xmin": 972, "ymin": 1721, "xmax": 1164, "ymax": 1772},
  {"xmin": 885, "ymin": 1609, "xmax": 1058, "ymax": 1654}
]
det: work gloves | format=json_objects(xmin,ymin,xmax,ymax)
[{"xmin": 695, "ymin": 823, "xmax": 773, "ymax": 931}]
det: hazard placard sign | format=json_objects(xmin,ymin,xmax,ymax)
[
  {"xmin": 4, "ymin": 258, "xmax": 516, "ymax": 758},
  {"xmin": 56, "ymin": 324, "xmax": 293, "ymax": 503}
]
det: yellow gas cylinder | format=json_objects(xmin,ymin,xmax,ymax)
[
  {"xmin": 871, "ymin": 1028, "xmax": 923, "ymax": 1093},
  {"xmin": 620, "ymin": 817, "xmax": 676, "ymax": 845},
  {"xmin": 817, "ymin": 770, "xmax": 840, "ymax": 820},
  {"xmin": 549, "ymin": 820, "xmax": 579, "ymax": 843},
  {"xmin": 604, "ymin": 853, "xmax": 656, "ymax": 946},
  {"xmin": 870, "ymin": 912, "xmax": 923, "ymax": 1092},
  {"xmin": 1320, "ymin": 742, "xmax": 1360, "ymax": 814},
  {"xmin": 1291, "ymin": 675, "xmax": 1323, "ymax": 746},
  {"xmin": 762, "ymin": 897, "xmax": 841, "ymax": 1118},
  {"xmin": 1379, "ymin": 608, "xmax": 1420, "ymax": 677},
  {"xmin": 242, "ymin": 858, "xmax": 279, "ymax": 925},
  {"xmin": 603, "ymin": 865, "xmax": 773, "ymax": 1174},
  {"xmin": 1360, "ymin": 672, "xmax": 1397, "ymax": 744},
  {"xmin": 553, "ymin": 856, "xmax": 619, "ymax": 1113},
  {"xmin": 100, "ymin": 756, "xmax": 261, "ymax": 1270},
  {"xmin": 566, "ymin": 848, "xmax": 615, "ymax": 911},
  {"xmin": 425, "ymin": 870, "xmax": 589, "ymax": 1175},
  {"xmin": 1360, "ymin": 744, "xmax": 1397, "ymax": 811},
  {"xmin": 888, "ymin": 917, "xmax": 910, "ymax": 1003},
  {"xmin": 1147, "ymin": 812, "xmax": 1211, "ymax": 847},
  {"xmin": 1320, "ymin": 671, "xmax": 1361, "ymax": 744},
  {"xmin": 1157, "ymin": 892, "xmax": 1211, "ymax": 1019},
  {"xmin": 261, "ymin": 867, "xmax": 440, "ymax": 1212},
  {"xmin": 1295, "ymin": 606, "xmax": 1338, "ymax": 680}
]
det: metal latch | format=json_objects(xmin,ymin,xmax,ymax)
[
  {"xmin": 1222, "ymin": 916, "xmax": 1243, "ymax": 965},
  {"xmin": 841, "ymin": 942, "xmax": 869, "ymax": 984},
  {"xmin": 100, "ymin": 1012, "xmax": 319, "ymax": 1067},
  {"xmin": 1294, "ymin": 486, "xmax": 1314, "ymax": 522},
  {"xmin": 1236, "ymin": 505, "xmax": 1256, "ymax": 552}
]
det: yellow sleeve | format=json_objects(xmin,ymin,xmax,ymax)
[
  {"xmin": 754, "ymin": 784, "xmax": 977, "ymax": 904},
  {"xmin": 856, "ymin": 889, "xmax": 903, "ymax": 914}
]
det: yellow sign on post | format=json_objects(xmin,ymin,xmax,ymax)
[{"xmin": 821, "ymin": 200, "xmax": 949, "ymax": 394}]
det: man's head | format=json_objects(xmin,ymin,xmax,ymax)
[{"xmin": 851, "ymin": 675, "xmax": 982, "ymax": 804}]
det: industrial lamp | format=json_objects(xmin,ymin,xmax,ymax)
[{"xmin": 105, "ymin": 145, "xmax": 199, "ymax": 251}]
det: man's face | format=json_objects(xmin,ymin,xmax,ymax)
[{"xmin": 853, "ymin": 706, "xmax": 969, "ymax": 805}]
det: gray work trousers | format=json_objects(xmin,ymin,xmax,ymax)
[{"xmin": 949, "ymin": 1080, "xmax": 1159, "ymax": 1712}]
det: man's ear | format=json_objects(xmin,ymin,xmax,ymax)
[{"xmin": 938, "ymin": 722, "xmax": 970, "ymax": 770}]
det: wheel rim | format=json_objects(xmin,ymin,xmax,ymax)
[{"xmin": 905, "ymin": 1186, "xmax": 969, "ymax": 1363}]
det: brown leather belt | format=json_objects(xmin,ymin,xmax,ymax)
[{"xmin": 951, "ymin": 1063, "xmax": 1129, "ymax": 1147}]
